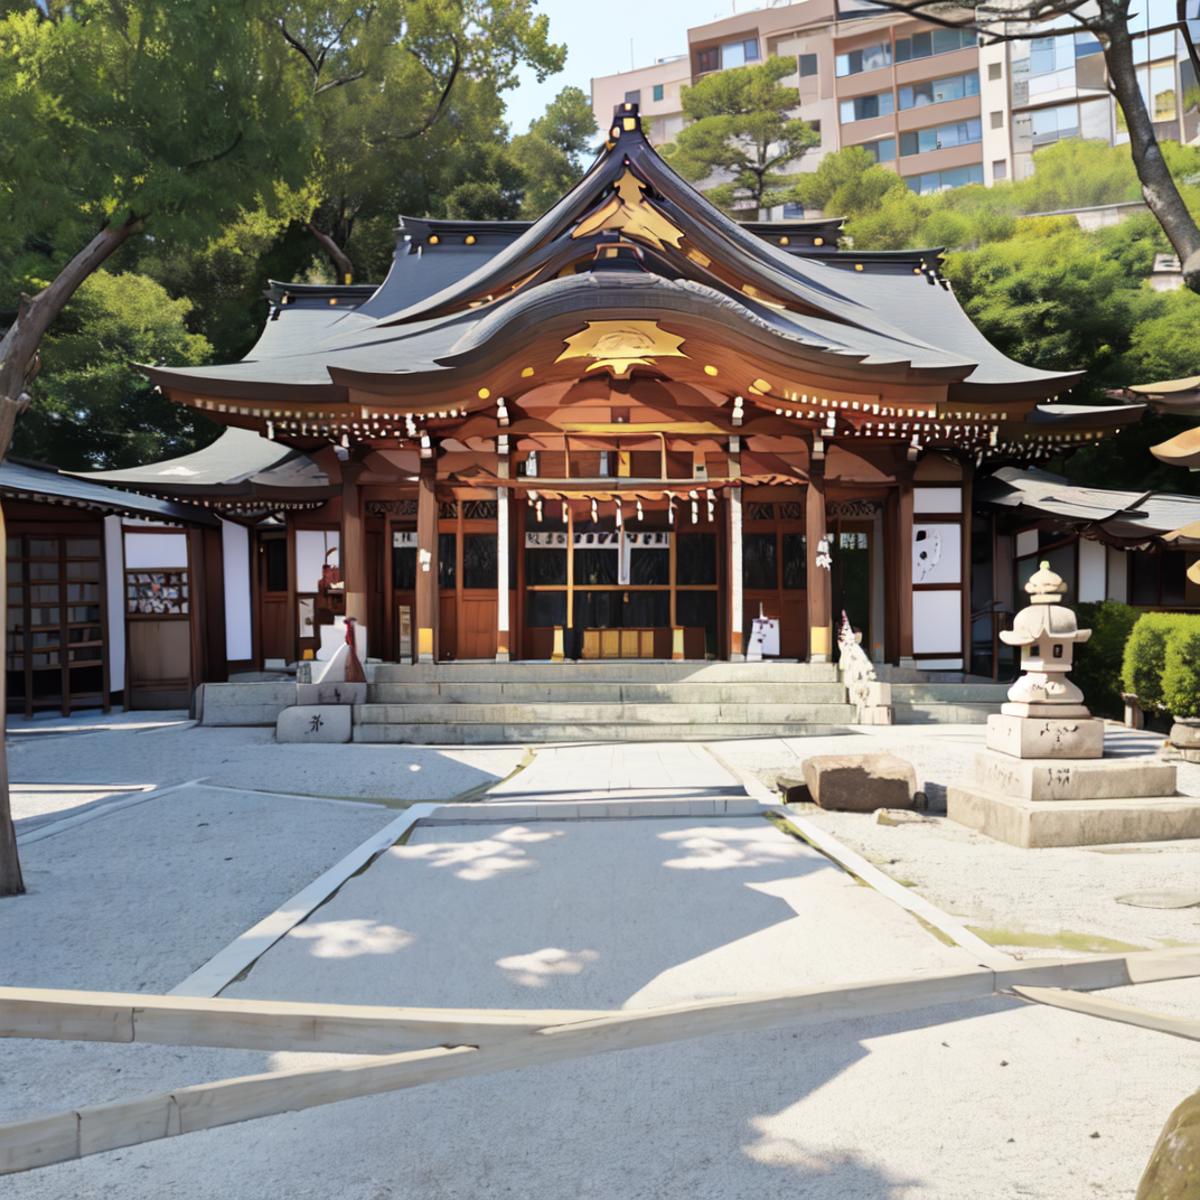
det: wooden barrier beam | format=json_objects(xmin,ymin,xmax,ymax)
[
  {"xmin": 5, "ymin": 947, "xmax": 1200, "ymax": 1176},
  {"xmin": 0, "ymin": 987, "xmax": 609, "ymax": 1054},
  {"xmin": 1012, "ymin": 985, "xmax": 1200, "ymax": 1044}
]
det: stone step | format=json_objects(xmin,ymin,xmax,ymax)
[
  {"xmin": 889, "ymin": 683, "xmax": 1010, "ymax": 703},
  {"xmin": 892, "ymin": 701, "xmax": 1001, "ymax": 725},
  {"xmin": 352, "ymin": 721, "xmax": 851, "ymax": 745},
  {"xmin": 354, "ymin": 701, "xmax": 857, "ymax": 725},
  {"xmin": 368, "ymin": 661, "xmax": 841, "ymax": 684},
  {"xmin": 366, "ymin": 680, "xmax": 850, "ymax": 704}
]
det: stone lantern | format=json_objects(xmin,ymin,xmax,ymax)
[
  {"xmin": 946, "ymin": 561, "xmax": 1193, "ymax": 848},
  {"xmin": 988, "ymin": 560, "xmax": 1103, "ymax": 759},
  {"xmin": 999, "ymin": 560, "xmax": 1092, "ymax": 720}
]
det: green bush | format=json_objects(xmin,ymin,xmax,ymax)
[
  {"xmin": 1162, "ymin": 624, "xmax": 1200, "ymax": 718},
  {"xmin": 1120, "ymin": 612, "xmax": 1179, "ymax": 711},
  {"xmin": 1073, "ymin": 601, "xmax": 1138, "ymax": 719}
]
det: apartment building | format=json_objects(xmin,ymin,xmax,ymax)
[{"xmin": 591, "ymin": 0, "xmax": 1200, "ymax": 212}]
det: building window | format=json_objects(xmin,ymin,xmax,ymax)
[
  {"xmin": 624, "ymin": 89, "xmax": 641, "ymax": 104},
  {"xmin": 988, "ymin": 61, "xmax": 1003, "ymax": 81},
  {"xmin": 799, "ymin": 52, "xmax": 818, "ymax": 77},
  {"xmin": 899, "ymin": 71, "xmax": 980, "ymax": 109},
  {"xmin": 993, "ymin": 158, "xmax": 1008, "ymax": 179},
  {"xmin": 782, "ymin": 201, "xmax": 806, "ymax": 218},
  {"xmin": 905, "ymin": 163, "xmax": 985, "ymax": 193},
  {"xmin": 652, "ymin": 82, "xmax": 664, "ymax": 102},
  {"xmin": 696, "ymin": 46, "xmax": 719, "ymax": 73},
  {"xmin": 721, "ymin": 37, "xmax": 760, "ymax": 68},
  {"xmin": 990, "ymin": 109, "xmax": 1004, "ymax": 129},
  {"xmin": 1130, "ymin": 549, "xmax": 1189, "ymax": 607},
  {"xmin": 836, "ymin": 41, "xmax": 892, "ymax": 77},
  {"xmin": 839, "ymin": 90, "xmax": 895, "ymax": 122},
  {"xmin": 861, "ymin": 136, "xmax": 897, "ymax": 163},
  {"xmin": 1013, "ymin": 101, "xmax": 1080, "ymax": 149},
  {"xmin": 898, "ymin": 117, "xmax": 982, "ymax": 156},
  {"xmin": 894, "ymin": 28, "xmax": 976, "ymax": 63}
]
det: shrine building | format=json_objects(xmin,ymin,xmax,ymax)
[{"xmin": 79, "ymin": 103, "xmax": 1144, "ymax": 680}]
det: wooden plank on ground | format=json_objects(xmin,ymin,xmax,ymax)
[
  {"xmin": 5, "ymin": 948, "xmax": 1200, "ymax": 1175},
  {"xmin": 0, "ymin": 987, "xmax": 609, "ymax": 1054},
  {"xmin": 1012, "ymin": 985, "xmax": 1200, "ymax": 1043}
]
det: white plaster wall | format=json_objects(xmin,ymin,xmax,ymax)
[
  {"xmin": 913, "ymin": 590, "xmax": 963, "ymax": 655},
  {"xmin": 221, "ymin": 519, "xmax": 253, "ymax": 663},
  {"xmin": 1107, "ymin": 546, "xmax": 1129, "ymax": 602},
  {"xmin": 1078, "ymin": 537, "xmax": 1107, "ymax": 603},
  {"xmin": 124, "ymin": 531, "xmax": 188, "ymax": 569},
  {"xmin": 914, "ymin": 487, "xmax": 962, "ymax": 514},
  {"xmin": 103, "ymin": 515, "xmax": 125, "ymax": 693},
  {"xmin": 1016, "ymin": 528, "xmax": 1039, "ymax": 559},
  {"xmin": 980, "ymin": 40, "xmax": 1011, "ymax": 184}
]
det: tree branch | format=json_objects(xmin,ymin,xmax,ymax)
[
  {"xmin": 370, "ymin": 36, "xmax": 462, "ymax": 143},
  {"xmin": 306, "ymin": 220, "xmax": 354, "ymax": 282}
]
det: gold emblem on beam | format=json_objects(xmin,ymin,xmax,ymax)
[
  {"xmin": 555, "ymin": 320, "xmax": 687, "ymax": 378},
  {"xmin": 571, "ymin": 169, "xmax": 685, "ymax": 251}
]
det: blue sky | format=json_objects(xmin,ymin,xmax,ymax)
[{"xmin": 506, "ymin": 0, "xmax": 738, "ymax": 133}]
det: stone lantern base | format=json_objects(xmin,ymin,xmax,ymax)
[
  {"xmin": 948, "ymin": 737, "xmax": 1199, "ymax": 848},
  {"xmin": 985, "ymin": 712, "xmax": 1105, "ymax": 760}
]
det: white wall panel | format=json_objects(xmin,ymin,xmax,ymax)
[
  {"xmin": 912, "ymin": 523, "xmax": 962, "ymax": 586},
  {"xmin": 1016, "ymin": 529, "xmax": 1038, "ymax": 558},
  {"xmin": 295, "ymin": 529, "xmax": 339, "ymax": 593},
  {"xmin": 221, "ymin": 520, "xmax": 253, "ymax": 662},
  {"xmin": 1078, "ymin": 538, "xmax": 1106, "ymax": 603},
  {"xmin": 124, "ymin": 531, "xmax": 188, "ymax": 569},
  {"xmin": 914, "ymin": 486, "xmax": 962, "ymax": 514},
  {"xmin": 913, "ymin": 590, "xmax": 963, "ymax": 654},
  {"xmin": 1106, "ymin": 546, "xmax": 1128, "ymax": 602}
]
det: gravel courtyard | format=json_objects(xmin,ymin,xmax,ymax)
[{"xmin": 1, "ymin": 717, "xmax": 1197, "ymax": 1198}]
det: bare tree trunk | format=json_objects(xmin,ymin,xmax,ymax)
[
  {"xmin": 1102, "ymin": 6, "xmax": 1200, "ymax": 291},
  {"xmin": 306, "ymin": 220, "xmax": 354, "ymax": 283},
  {"xmin": 0, "ymin": 217, "xmax": 141, "ymax": 896}
]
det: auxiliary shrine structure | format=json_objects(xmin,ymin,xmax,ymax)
[{"xmin": 102, "ymin": 104, "xmax": 1139, "ymax": 675}]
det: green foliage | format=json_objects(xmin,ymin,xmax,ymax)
[
  {"xmin": 1073, "ymin": 600, "xmax": 1139, "ymax": 719},
  {"xmin": 1122, "ymin": 612, "xmax": 1182, "ymax": 710},
  {"xmin": 12, "ymin": 271, "xmax": 215, "ymax": 470},
  {"xmin": 509, "ymin": 86, "xmax": 598, "ymax": 218},
  {"xmin": 1161, "ymin": 622, "xmax": 1200, "ymax": 718},
  {"xmin": 663, "ymin": 57, "xmax": 819, "ymax": 216}
]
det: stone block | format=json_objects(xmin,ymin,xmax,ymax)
[
  {"xmin": 775, "ymin": 771, "xmax": 811, "ymax": 805},
  {"xmin": 801, "ymin": 753, "xmax": 917, "ymax": 812},
  {"xmin": 986, "ymin": 713, "xmax": 1104, "ymax": 759},
  {"xmin": 295, "ymin": 681, "xmax": 367, "ymax": 707},
  {"xmin": 970, "ymin": 751, "xmax": 1177, "ymax": 802},
  {"xmin": 947, "ymin": 786, "xmax": 1200, "ymax": 848},
  {"xmin": 276, "ymin": 704, "xmax": 352, "ymax": 744}
]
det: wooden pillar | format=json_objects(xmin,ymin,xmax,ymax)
[
  {"xmin": 806, "ymin": 466, "xmax": 832, "ymax": 662},
  {"xmin": 565, "ymin": 503, "xmax": 575, "ymax": 660},
  {"xmin": 340, "ymin": 463, "xmax": 368, "ymax": 633},
  {"xmin": 898, "ymin": 467, "xmax": 915, "ymax": 666},
  {"xmin": 728, "ymin": 436, "xmax": 743, "ymax": 661},
  {"xmin": 496, "ymin": 449, "xmax": 510, "ymax": 662},
  {"xmin": 416, "ymin": 456, "xmax": 438, "ymax": 662}
]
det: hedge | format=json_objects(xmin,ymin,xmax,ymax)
[
  {"xmin": 1121, "ymin": 611, "xmax": 1200, "ymax": 717},
  {"xmin": 1073, "ymin": 601, "xmax": 1138, "ymax": 719}
]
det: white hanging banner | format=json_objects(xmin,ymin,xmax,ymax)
[{"xmin": 392, "ymin": 531, "xmax": 418, "ymax": 549}]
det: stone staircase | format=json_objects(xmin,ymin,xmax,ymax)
[
  {"xmin": 354, "ymin": 662, "xmax": 854, "ymax": 744},
  {"xmin": 351, "ymin": 662, "xmax": 1011, "ymax": 743}
]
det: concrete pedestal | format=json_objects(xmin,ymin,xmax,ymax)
[
  {"xmin": 947, "ymin": 748, "xmax": 1198, "ymax": 848},
  {"xmin": 276, "ymin": 704, "xmax": 352, "ymax": 744},
  {"xmin": 986, "ymin": 713, "xmax": 1104, "ymax": 760}
]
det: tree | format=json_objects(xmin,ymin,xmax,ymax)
[
  {"xmin": 663, "ymin": 57, "xmax": 819, "ymax": 217},
  {"xmin": 509, "ymin": 86, "xmax": 599, "ymax": 218},
  {"xmin": 861, "ymin": 1, "xmax": 1200, "ymax": 292},
  {"xmin": 0, "ymin": 0, "xmax": 566, "ymax": 897},
  {"xmin": 12, "ymin": 271, "xmax": 214, "ymax": 471}
]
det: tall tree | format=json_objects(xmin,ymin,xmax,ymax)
[
  {"xmin": 663, "ymin": 56, "xmax": 819, "ymax": 218},
  {"xmin": 0, "ymin": 0, "xmax": 311, "ymax": 897},
  {"xmin": 863, "ymin": 1, "xmax": 1200, "ymax": 292},
  {"xmin": 509, "ymin": 85, "xmax": 599, "ymax": 218}
]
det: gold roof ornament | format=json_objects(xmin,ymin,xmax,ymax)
[
  {"xmin": 555, "ymin": 320, "xmax": 687, "ymax": 378},
  {"xmin": 571, "ymin": 168, "xmax": 685, "ymax": 252}
]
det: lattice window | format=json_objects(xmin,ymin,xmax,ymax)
[
  {"xmin": 126, "ymin": 571, "xmax": 189, "ymax": 615},
  {"xmin": 462, "ymin": 500, "xmax": 498, "ymax": 520},
  {"xmin": 747, "ymin": 503, "xmax": 775, "ymax": 521}
]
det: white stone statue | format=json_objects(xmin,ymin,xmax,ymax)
[{"xmin": 998, "ymin": 560, "xmax": 1092, "ymax": 719}]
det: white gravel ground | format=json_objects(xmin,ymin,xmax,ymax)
[
  {"xmin": 717, "ymin": 725, "xmax": 1200, "ymax": 954},
  {"xmin": 7, "ymin": 723, "xmax": 527, "ymax": 809},
  {"xmin": 3, "ymin": 813, "xmax": 1198, "ymax": 1200}
]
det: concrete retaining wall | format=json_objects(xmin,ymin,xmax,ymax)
[{"xmin": 197, "ymin": 681, "xmax": 297, "ymax": 726}]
